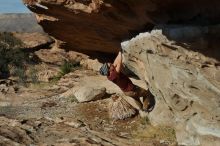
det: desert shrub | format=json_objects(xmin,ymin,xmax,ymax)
[
  {"xmin": 59, "ymin": 60, "xmax": 80, "ymax": 76},
  {"xmin": 0, "ymin": 32, "xmax": 29, "ymax": 80},
  {"xmin": 51, "ymin": 60, "xmax": 80, "ymax": 82},
  {"xmin": 0, "ymin": 32, "xmax": 22, "ymax": 49},
  {"xmin": 13, "ymin": 67, "xmax": 27, "ymax": 86},
  {"xmin": 29, "ymin": 67, "xmax": 39, "ymax": 84}
]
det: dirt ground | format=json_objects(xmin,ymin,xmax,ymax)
[{"xmin": 0, "ymin": 67, "xmax": 177, "ymax": 146}]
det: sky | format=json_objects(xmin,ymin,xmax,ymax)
[{"xmin": 0, "ymin": 0, "xmax": 30, "ymax": 13}]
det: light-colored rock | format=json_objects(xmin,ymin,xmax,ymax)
[
  {"xmin": 62, "ymin": 85, "xmax": 106, "ymax": 102},
  {"xmin": 73, "ymin": 86, "xmax": 106, "ymax": 102},
  {"xmin": 122, "ymin": 27, "xmax": 220, "ymax": 145},
  {"xmin": 80, "ymin": 59, "xmax": 102, "ymax": 72},
  {"xmin": 64, "ymin": 120, "xmax": 85, "ymax": 128}
]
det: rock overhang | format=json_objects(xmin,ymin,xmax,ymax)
[{"xmin": 22, "ymin": 0, "xmax": 220, "ymax": 55}]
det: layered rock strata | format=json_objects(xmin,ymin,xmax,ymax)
[{"xmin": 22, "ymin": 0, "xmax": 220, "ymax": 54}]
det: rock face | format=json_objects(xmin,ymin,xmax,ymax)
[
  {"xmin": 122, "ymin": 27, "xmax": 220, "ymax": 146},
  {"xmin": 23, "ymin": 0, "xmax": 220, "ymax": 54}
]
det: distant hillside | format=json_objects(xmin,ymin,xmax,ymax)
[{"xmin": 0, "ymin": 13, "xmax": 44, "ymax": 33}]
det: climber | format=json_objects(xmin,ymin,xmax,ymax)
[{"xmin": 99, "ymin": 50, "xmax": 154, "ymax": 112}]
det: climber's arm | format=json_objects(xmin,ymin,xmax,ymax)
[{"xmin": 113, "ymin": 51, "xmax": 122, "ymax": 73}]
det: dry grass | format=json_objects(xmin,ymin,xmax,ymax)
[
  {"xmin": 132, "ymin": 124, "xmax": 177, "ymax": 145},
  {"xmin": 109, "ymin": 95, "xmax": 137, "ymax": 120}
]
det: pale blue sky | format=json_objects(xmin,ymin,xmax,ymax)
[{"xmin": 0, "ymin": 0, "xmax": 30, "ymax": 13}]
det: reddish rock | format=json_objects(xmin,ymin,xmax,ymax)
[{"xmin": 22, "ymin": 0, "xmax": 220, "ymax": 54}]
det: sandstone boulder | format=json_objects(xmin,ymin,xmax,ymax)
[
  {"xmin": 122, "ymin": 27, "xmax": 220, "ymax": 146},
  {"xmin": 80, "ymin": 59, "xmax": 103, "ymax": 72},
  {"xmin": 62, "ymin": 85, "xmax": 106, "ymax": 102}
]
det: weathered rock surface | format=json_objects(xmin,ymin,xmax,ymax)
[
  {"xmin": 62, "ymin": 85, "xmax": 106, "ymax": 102},
  {"xmin": 23, "ymin": 0, "xmax": 220, "ymax": 54},
  {"xmin": 13, "ymin": 32, "xmax": 54, "ymax": 49},
  {"xmin": 122, "ymin": 27, "xmax": 220, "ymax": 146}
]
